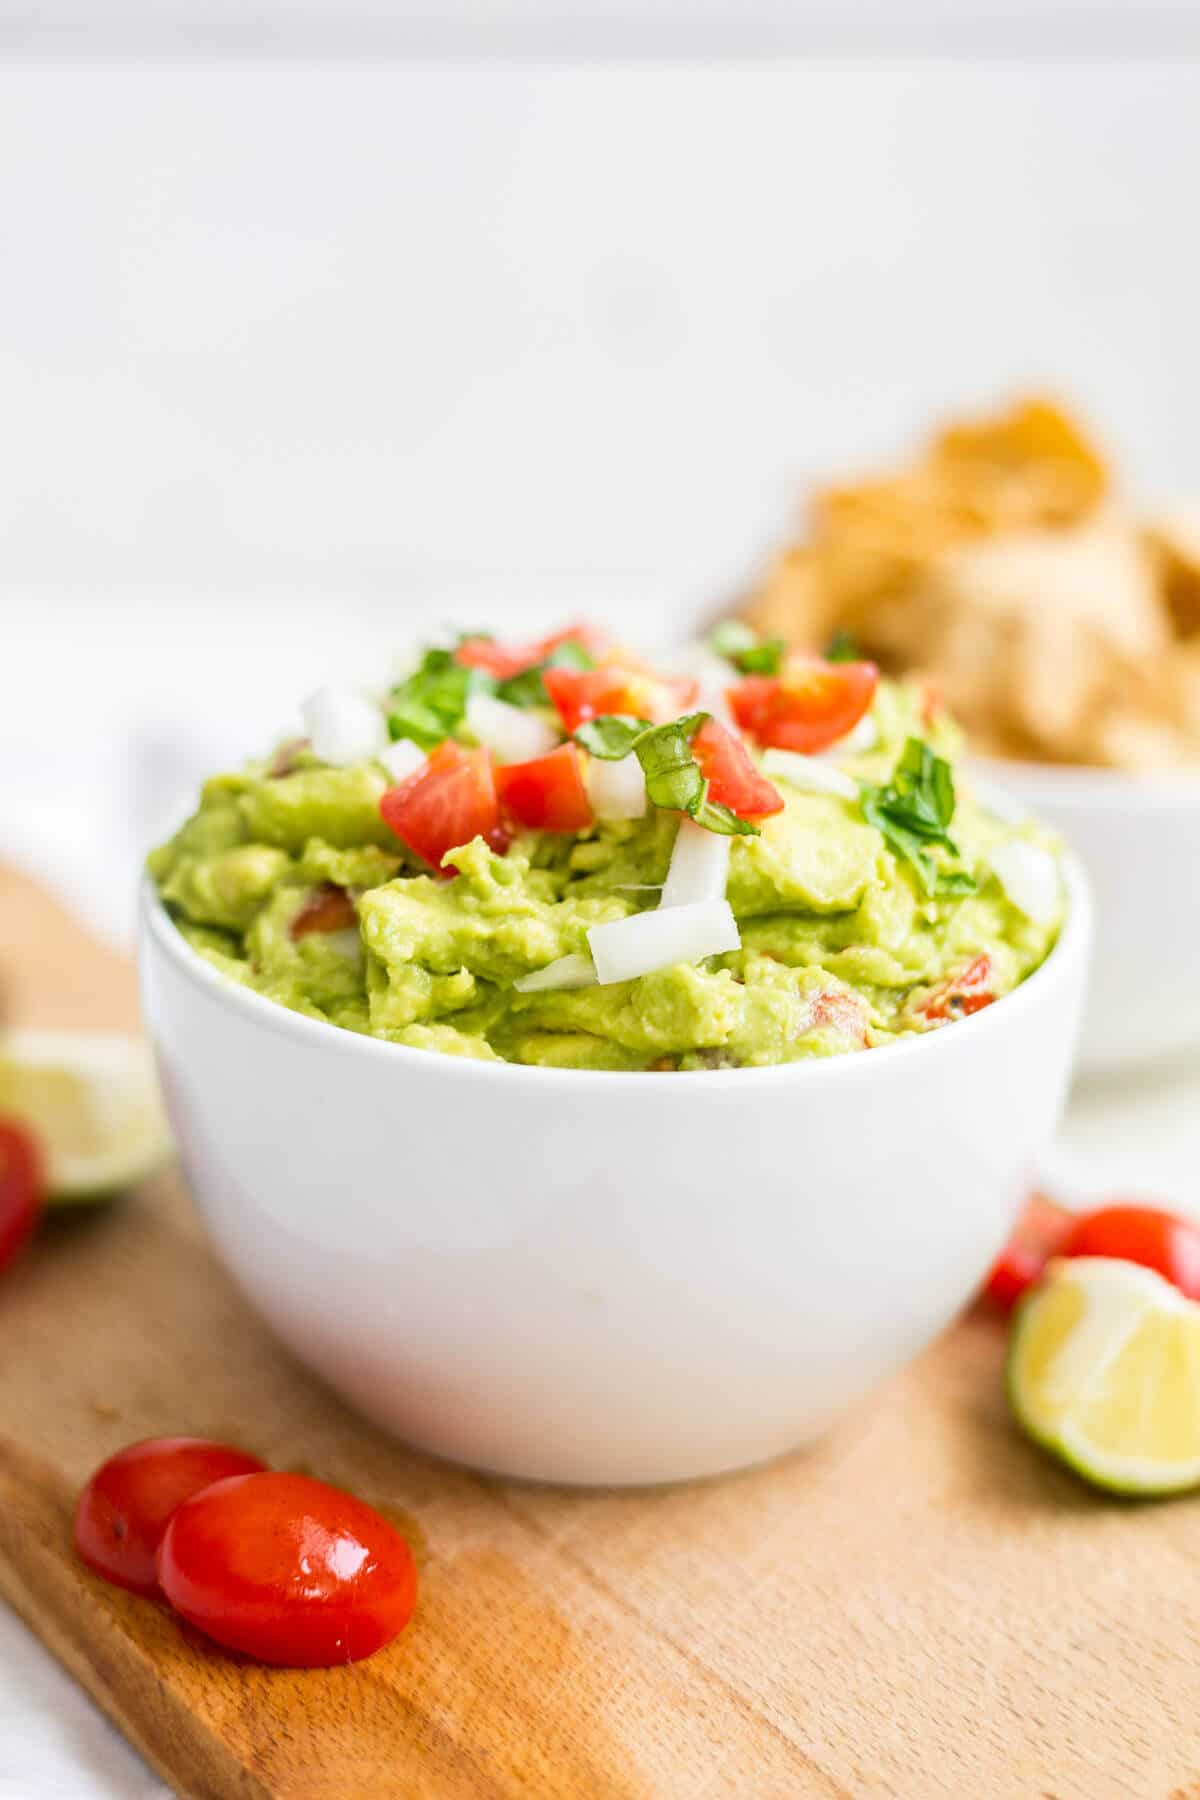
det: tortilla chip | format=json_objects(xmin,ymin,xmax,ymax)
[
  {"xmin": 738, "ymin": 396, "xmax": 1200, "ymax": 768},
  {"xmin": 741, "ymin": 546, "xmax": 838, "ymax": 648},
  {"xmin": 930, "ymin": 395, "xmax": 1109, "ymax": 526},
  {"xmin": 1143, "ymin": 509, "xmax": 1200, "ymax": 639}
]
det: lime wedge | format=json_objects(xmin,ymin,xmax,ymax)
[
  {"xmin": 1008, "ymin": 1256, "xmax": 1200, "ymax": 1495},
  {"xmin": 0, "ymin": 1031, "xmax": 172, "ymax": 1204}
]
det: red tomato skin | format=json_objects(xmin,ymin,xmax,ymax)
[
  {"xmin": 0, "ymin": 1119, "xmax": 43, "ymax": 1273},
  {"xmin": 157, "ymin": 1472, "xmax": 418, "ymax": 1667},
  {"xmin": 809, "ymin": 989, "xmax": 870, "ymax": 1049},
  {"xmin": 455, "ymin": 622, "xmax": 605, "ymax": 679},
  {"xmin": 495, "ymin": 744, "xmax": 592, "ymax": 833},
  {"xmin": 74, "ymin": 1438, "xmax": 267, "ymax": 1597},
  {"xmin": 983, "ymin": 1193, "xmax": 1073, "ymax": 1311},
  {"xmin": 543, "ymin": 666, "xmax": 698, "ymax": 734},
  {"xmin": 290, "ymin": 884, "xmax": 357, "ymax": 941},
  {"xmin": 1058, "ymin": 1205, "xmax": 1200, "ymax": 1300},
  {"xmin": 727, "ymin": 658, "xmax": 878, "ymax": 753},
  {"xmin": 919, "ymin": 955, "xmax": 996, "ymax": 1024},
  {"xmin": 691, "ymin": 719, "xmax": 784, "ymax": 819},
  {"xmin": 379, "ymin": 742, "xmax": 504, "ymax": 873}
]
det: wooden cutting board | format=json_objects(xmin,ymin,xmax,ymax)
[{"xmin": 1, "ymin": 864, "xmax": 1198, "ymax": 1800}]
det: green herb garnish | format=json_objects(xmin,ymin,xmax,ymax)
[
  {"xmin": 824, "ymin": 629, "xmax": 861, "ymax": 664},
  {"xmin": 387, "ymin": 648, "xmax": 487, "ymax": 749},
  {"xmin": 388, "ymin": 634, "xmax": 597, "ymax": 745},
  {"xmin": 574, "ymin": 715, "xmax": 652, "ymax": 760},
  {"xmin": 710, "ymin": 621, "xmax": 786, "ymax": 677},
  {"xmin": 575, "ymin": 712, "xmax": 758, "ymax": 837},
  {"xmin": 494, "ymin": 637, "xmax": 595, "ymax": 709},
  {"xmin": 860, "ymin": 737, "xmax": 976, "ymax": 897}
]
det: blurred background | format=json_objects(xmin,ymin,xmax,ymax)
[{"xmin": 4, "ymin": 3, "xmax": 1200, "ymax": 941}]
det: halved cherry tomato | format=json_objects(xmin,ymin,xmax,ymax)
[
  {"xmin": 455, "ymin": 622, "xmax": 605, "ymax": 680},
  {"xmin": 74, "ymin": 1437, "xmax": 267, "ymax": 1597},
  {"xmin": 1057, "ymin": 1204, "xmax": 1200, "ymax": 1301},
  {"xmin": 691, "ymin": 718, "xmax": 784, "ymax": 820},
  {"xmin": 379, "ymin": 741, "xmax": 504, "ymax": 873},
  {"xmin": 727, "ymin": 657, "xmax": 878, "ymax": 753},
  {"xmin": 495, "ymin": 744, "xmax": 592, "ymax": 832},
  {"xmin": 0, "ymin": 1119, "xmax": 43, "ymax": 1273},
  {"xmin": 919, "ymin": 954, "xmax": 996, "ymax": 1024},
  {"xmin": 983, "ymin": 1193, "xmax": 1073, "ymax": 1311},
  {"xmin": 157, "ymin": 1471, "xmax": 418, "ymax": 1666},
  {"xmin": 543, "ymin": 666, "xmax": 699, "ymax": 735},
  {"xmin": 290, "ymin": 884, "xmax": 357, "ymax": 941}
]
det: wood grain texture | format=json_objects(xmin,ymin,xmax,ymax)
[{"xmin": 2, "ymin": 865, "xmax": 1200, "ymax": 1799}]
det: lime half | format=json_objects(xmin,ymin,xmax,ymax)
[
  {"xmin": 0, "ymin": 1031, "xmax": 172, "ymax": 1204},
  {"xmin": 1009, "ymin": 1255, "xmax": 1200, "ymax": 1496}
]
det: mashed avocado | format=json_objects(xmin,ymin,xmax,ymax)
[{"xmin": 148, "ymin": 664, "xmax": 1064, "ymax": 1071}]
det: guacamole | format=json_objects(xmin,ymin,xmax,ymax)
[{"xmin": 148, "ymin": 631, "xmax": 1064, "ymax": 1072}]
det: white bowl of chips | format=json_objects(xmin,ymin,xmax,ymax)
[{"xmin": 974, "ymin": 757, "xmax": 1200, "ymax": 1075}]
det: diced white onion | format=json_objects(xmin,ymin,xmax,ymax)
[
  {"xmin": 989, "ymin": 840, "xmax": 1062, "ymax": 926},
  {"xmin": 762, "ymin": 749, "xmax": 857, "ymax": 801},
  {"xmin": 585, "ymin": 753, "xmax": 647, "ymax": 821},
  {"xmin": 667, "ymin": 646, "xmax": 735, "ymax": 721},
  {"xmin": 513, "ymin": 953, "xmax": 598, "ymax": 994},
  {"xmin": 820, "ymin": 713, "xmax": 878, "ymax": 759},
  {"xmin": 377, "ymin": 738, "xmax": 428, "ymax": 784},
  {"xmin": 660, "ymin": 817, "xmax": 731, "ymax": 907},
  {"xmin": 587, "ymin": 900, "xmax": 740, "ymax": 986},
  {"xmin": 301, "ymin": 686, "xmax": 389, "ymax": 767},
  {"xmin": 465, "ymin": 692, "xmax": 558, "ymax": 764}
]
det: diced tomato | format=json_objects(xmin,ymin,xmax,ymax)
[
  {"xmin": 290, "ymin": 884, "xmax": 357, "ymax": 941},
  {"xmin": 455, "ymin": 622, "xmax": 606, "ymax": 680},
  {"xmin": 379, "ymin": 741, "xmax": 505, "ymax": 873},
  {"xmin": 495, "ymin": 744, "xmax": 592, "ymax": 833},
  {"xmin": 543, "ymin": 666, "xmax": 699, "ymax": 735},
  {"xmin": 727, "ymin": 656, "xmax": 878, "ymax": 753},
  {"xmin": 0, "ymin": 1119, "xmax": 43, "ymax": 1274},
  {"xmin": 919, "ymin": 955, "xmax": 996, "ymax": 1024},
  {"xmin": 919, "ymin": 678, "xmax": 944, "ymax": 730},
  {"xmin": 1057, "ymin": 1204, "xmax": 1200, "ymax": 1300},
  {"xmin": 691, "ymin": 719, "xmax": 784, "ymax": 820},
  {"xmin": 809, "ymin": 990, "xmax": 870, "ymax": 1048},
  {"xmin": 983, "ymin": 1193, "xmax": 1074, "ymax": 1311}
]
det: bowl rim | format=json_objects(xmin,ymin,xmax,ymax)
[
  {"xmin": 139, "ymin": 852, "xmax": 1091, "ymax": 1093},
  {"xmin": 971, "ymin": 753, "xmax": 1200, "ymax": 810}
]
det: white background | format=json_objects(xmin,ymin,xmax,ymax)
[
  {"xmin": 5, "ymin": 55, "xmax": 1200, "ymax": 937},
  {"xmin": 3, "ymin": 26, "xmax": 1200, "ymax": 1796}
]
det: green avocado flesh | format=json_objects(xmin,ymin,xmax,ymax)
[{"xmin": 148, "ymin": 680, "xmax": 1063, "ymax": 1071}]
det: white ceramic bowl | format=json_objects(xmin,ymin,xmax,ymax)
[
  {"xmin": 975, "ymin": 759, "xmax": 1200, "ymax": 1076},
  {"xmin": 139, "ymin": 865, "xmax": 1091, "ymax": 1487}
]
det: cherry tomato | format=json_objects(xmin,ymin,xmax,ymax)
[
  {"xmin": 543, "ymin": 666, "xmax": 698, "ymax": 735},
  {"xmin": 455, "ymin": 622, "xmax": 605, "ymax": 679},
  {"xmin": 1057, "ymin": 1205, "xmax": 1200, "ymax": 1300},
  {"xmin": 919, "ymin": 954, "xmax": 996, "ymax": 1024},
  {"xmin": 379, "ymin": 740, "xmax": 504, "ymax": 873},
  {"xmin": 983, "ymin": 1193, "xmax": 1073, "ymax": 1311},
  {"xmin": 691, "ymin": 718, "xmax": 784, "ymax": 820},
  {"xmin": 157, "ymin": 1472, "xmax": 418, "ymax": 1666},
  {"xmin": 727, "ymin": 657, "xmax": 878, "ymax": 753},
  {"xmin": 290, "ymin": 883, "xmax": 357, "ymax": 941},
  {"xmin": 495, "ymin": 744, "xmax": 592, "ymax": 832},
  {"xmin": 0, "ymin": 1119, "xmax": 43, "ymax": 1273},
  {"xmin": 74, "ymin": 1437, "xmax": 267, "ymax": 1597}
]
